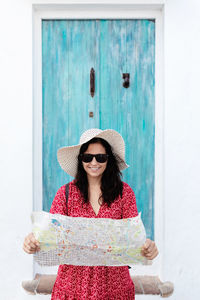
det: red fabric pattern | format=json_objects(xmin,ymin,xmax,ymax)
[{"xmin": 50, "ymin": 180, "xmax": 138, "ymax": 299}]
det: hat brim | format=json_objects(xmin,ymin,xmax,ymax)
[{"xmin": 57, "ymin": 129, "xmax": 129, "ymax": 177}]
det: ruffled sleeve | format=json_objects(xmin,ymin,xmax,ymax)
[
  {"xmin": 122, "ymin": 182, "xmax": 138, "ymax": 218},
  {"xmin": 49, "ymin": 185, "xmax": 67, "ymax": 215}
]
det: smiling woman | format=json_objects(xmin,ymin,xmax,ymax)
[
  {"xmin": 75, "ymin": 136, "xmax": 124, "ymax": 210},
  {"xmin": 23, "ymin": 128, "xmax": 158, "ymax": 299}
]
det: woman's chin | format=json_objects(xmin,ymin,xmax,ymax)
[
  {"xmin": 86, "ymin": 170, "xmax": 103, "ymax": 179},
  {"xmin": 87, "ymin": 173, "xmax": 102, "ymax": 178}
]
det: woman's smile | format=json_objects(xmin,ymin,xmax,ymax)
[
  {"xmin": 87, "ymin": 165, "xmax": 102, "ymax": 172},
  {"xmin": 88, "ymin": 166, "xmax": 101, "ymax": 170}
]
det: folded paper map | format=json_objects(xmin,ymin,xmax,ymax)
[{"xmin": 32, "ymin": 211, "xmax": 148, "ymax": 266}]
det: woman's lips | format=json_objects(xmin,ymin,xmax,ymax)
[{"xmin": 88, "ymin": 167, "xmax": 101, "ymax": 171}]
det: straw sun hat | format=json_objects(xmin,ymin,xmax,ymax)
[{"xmin": 57, "ymin": 128, "xmax": 129, "ymax": 177}]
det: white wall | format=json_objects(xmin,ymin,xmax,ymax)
[
  {"xmin": 0, "ymin": 1, "xmax": 33, "ymax": 300},
  {"xmin": 163, "ymin": 0, "xmax": 200, "ymax": 297},
  {"xmin": 0, "ymin": 0, "xmax": 200, "ymax": 299}
]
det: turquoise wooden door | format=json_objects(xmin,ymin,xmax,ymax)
[{"xmin": 42, "ymin": 20, "xmax": 155, "ymax": 240}]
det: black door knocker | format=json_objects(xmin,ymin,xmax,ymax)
[{"xmin": 122, "ymin": 73, "xmax": 130, "ymax": 88}]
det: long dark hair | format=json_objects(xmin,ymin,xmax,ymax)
[{"xmin": 75, "ymin": 137, "xmax": 123, "ymax": 207}]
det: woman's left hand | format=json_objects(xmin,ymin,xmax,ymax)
[{"xmin": 141, "ymin": 238, "xmax": 159, "ymax": 260}]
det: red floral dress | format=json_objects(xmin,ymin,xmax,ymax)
[{"xmin": 50, "ymin": 180, "xmax": 138, "ymax": 300}]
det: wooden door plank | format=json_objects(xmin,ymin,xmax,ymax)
[
  {"xmin": 125, "ymin": 20, "xmax": 155, "ymax": 239},
  {"xmin": 99, "ymin": 20, "xmax": 155, "ymax": 239},
  {"xmin": 42, "ymin": 20, "xmax": 99, "ymax": 211}
]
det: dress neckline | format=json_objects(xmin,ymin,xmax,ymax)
[{"xmin": 88, "ymin": 201, "xmax": 102, "ymax": 218}]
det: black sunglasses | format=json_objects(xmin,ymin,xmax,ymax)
[{"xmin": 79, "ymin": 153, "xmax": 109, "ymax": 163}]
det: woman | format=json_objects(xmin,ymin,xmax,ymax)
[{"xmin": 23, "ymin": 128, "xmax": 158, "ymax": 299}]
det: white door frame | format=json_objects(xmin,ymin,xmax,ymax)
[{"xmin": 33, "ymin": 2, "xmax": 164, "ymax": 277}]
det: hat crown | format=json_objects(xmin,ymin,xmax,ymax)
[{"xmin": 79, "ymin": 128, "xmax": 103, "ymax": 144}]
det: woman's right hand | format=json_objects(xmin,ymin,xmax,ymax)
[{"xmin": 23, "ymin": 232, "xmax": 40, "ymax": 254}]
